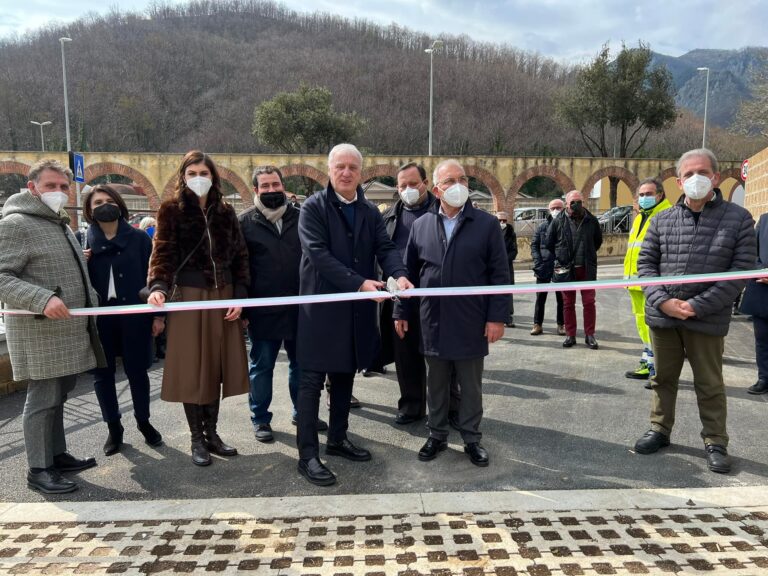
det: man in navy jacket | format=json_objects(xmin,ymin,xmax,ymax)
[
  {"xmin": 295, "ymin": 143, "xmax": 413, "ymax": 486},
  {"xmin": 394, "ymin": 159, "xmax": 510, "ymax": 467}
]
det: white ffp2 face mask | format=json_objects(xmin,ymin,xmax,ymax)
[
  {"xmin": 40, "ymin": 191, "xmax": 69, "ymax": 213},
  {"xmin": 442, "ymin": 183, "xmax": 469, "ymax": 208},
  {"xmin": 683, "ymin": 174, "xmax": 713, "ymax": 200},
  {"xmin": 186, "ymin": 176, "xmax": 212, "ymax": 197},
  {"xmin": 399, "ymin": 187, "xmax": 421, "ymax": 206}
]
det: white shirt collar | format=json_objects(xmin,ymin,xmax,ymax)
[{"xmin": 335, "ymin": 191, "xmax": 357, "ymax": 205}]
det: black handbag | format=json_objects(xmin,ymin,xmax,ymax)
[
  {"xmin": 139, "ymin": 233, "xmax": 207, "ymax": 303},
  {"xmin": 551, "ymin": 219, "xmax": 583, "ymax": 284}
]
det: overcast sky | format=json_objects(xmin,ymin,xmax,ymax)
[{"xmin": 1, "ymin": 0, "xmax": 764, "ymax": 63}]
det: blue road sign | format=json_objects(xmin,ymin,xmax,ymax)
[{"xmin": 73, "ymin": 153, "xmax": 85, "ymax": 183}]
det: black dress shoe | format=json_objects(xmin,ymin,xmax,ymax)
[
  {"xmin": 394, "ymin": 413, "xmax": 424, "ymax": 425},
  {"xmin": 53, "ymin": 452, "xmax": 97, "ymax": 472},
  {"xmin": 326, "ymin": 438, "xmax": 371, "ymax": 461},
  {"xmin": 705, "ymin": 444, "xmax": 731, "ymax": 473},
  {"xmin": 747, "ymin": 380, "xmax": 768, "ymax": 395},
  {"xmin": 362, "ymin": 367, "xmax": 387, "ymax": 377},
  {"xmin": 562, "ymin": 336, "xmax": 576, "ymax": 348},
  {"xmin": 634, "ymin": 430, "xmax": 670, "ymax": 454},
  {"xmin": 418, "ymin": 437, "xmax": 447, "ymax": 461},
  {"xmin": 349, "ymin": 394, "xmax": 362, "ymax": 409},
  {"xmin": 298, "ymin": 457, "xmax": 336, "ymax": 486},
  {"xmin": 27, "ymin": 468, "xmax": 78, "ymax": 494},
  {"xmin": 585, "ymin": 335, "xmax": 599, "ymax": 349},
  {"xmin": 464, "ymin": 442, "xmax": 489, "ymax": 467}
]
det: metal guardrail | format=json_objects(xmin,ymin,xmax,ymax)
[{"xmin": 599, "ymin": 213, "xmax": 631, "ymax": 233}]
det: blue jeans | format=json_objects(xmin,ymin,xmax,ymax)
[{"xmin": 247, "ymin": 332, "xmax": 300, "ymax": 426}]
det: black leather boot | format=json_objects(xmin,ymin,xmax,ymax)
[
  {"xmin": 103, "ymin": 420, "xmax": 124, "ymax": 456},
  {"xmin": 137, "ymin": 419, "xmax": 163, "ymax": 447},
  {"xmin": 203, "ymin": 400, "xmax": 238, "ymax": 456},
  {"xmin": 183, "ymin": 403, "xmax": 211, "ymax": 466}
]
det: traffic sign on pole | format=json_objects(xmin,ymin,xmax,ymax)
[{"xmin": 73, "ymin": 153, "xmax": 85, "ymax": 183}]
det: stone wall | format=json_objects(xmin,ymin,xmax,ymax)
[
  {"xmin": 516, "ymin": 233, "xmax": 628, "ymax": 264},
  {"xmin": 746, "ymin": 147, "xmax": 768, "ymax": 218}
]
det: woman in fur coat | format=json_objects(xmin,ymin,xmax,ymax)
[{"xmin": 147, "ymin": 150, "xmax": 250, "ymax": 466}]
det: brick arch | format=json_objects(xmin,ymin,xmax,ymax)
[
  {"xmin": 727, "ymin": 180, "xmax": 744, "ymax": 201},
  {"xmin": 362, "ymin": 164, "xmax": 399, "ymax": 183},
  {"xmin": 658, "ymin": 166, "xmax": 677, "ymax": 181},
  {"xmin": 218, "ymin": 166, "xmax": 251, "ymax": 206},
  {"xmin": 718, "ymin": 167, "xmax": 740, "ymax": 187},
  {"xmin": 507, "ymin": 165, "xmax": 576, "ymax": 212},
  {"xmin": 581, "ymin": 166, "xmax": 639, "ymax": 198},
  {"xmin": 162, "ymin": 167, "xmax": 251, "ymax": 206},
  {"xmin": 85, "ymin": 162, "xmax": 160, "ymax": 210},
  {"xmin": 0, "ymin": 160, "xmax": 31, "ymax": 179},
  {"xmin": 279, "ymin": 164, "xmax": 329, "ymax": 188},
  {"xmin": 463, "ymin": 165, "xmax": 505, "ymax": 212}
]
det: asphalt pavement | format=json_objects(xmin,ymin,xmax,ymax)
[{"xmin": 0, "ymin": 264, "xmax": 765, "ymax": 504}]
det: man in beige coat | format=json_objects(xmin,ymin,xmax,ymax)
[{"xmin": 0, "ymin": 159, "xmax": 105, "ymax": 494}]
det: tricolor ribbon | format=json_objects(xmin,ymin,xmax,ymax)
[{"xmin": 1, "ymin": 269, "xmax": 766, "ymax": 317}]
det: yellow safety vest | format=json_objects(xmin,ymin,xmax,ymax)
[{"xmin": 623, "ymin": 198, "xmax": 673, "ymax": 291}]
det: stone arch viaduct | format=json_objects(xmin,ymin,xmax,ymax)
[{"xmin": 1, "ymin": 151, "xmax": 746, "ymax": 216}]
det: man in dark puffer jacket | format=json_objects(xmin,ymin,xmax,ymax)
[{"xmin": 633, "ymin": 148, "xmax": 757, "ymax": 474}]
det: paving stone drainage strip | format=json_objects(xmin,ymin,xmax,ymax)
[{"xmin": 0, "ymin": 507, "xmax": 767, "ymax": 575}]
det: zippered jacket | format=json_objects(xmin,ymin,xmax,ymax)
[{"xmin": 638, "ymin": 189, "xmax": 756, "ymax": 336}]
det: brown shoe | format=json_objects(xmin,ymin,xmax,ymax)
[
  {"xmin": 530, "ymin": 324, "xmax": 543, "ymax": 336},
  {"xmin": 557, "ymin": 324, "xmax": 566, "ymax": 336}
]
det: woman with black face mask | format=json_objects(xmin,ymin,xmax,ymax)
[{"xmin": 83, "ymin": 184, "xmax": 165, "ymax": 456}]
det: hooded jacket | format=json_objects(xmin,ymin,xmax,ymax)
[{"xmin": 0, "ymin": 191, "xmax": 105, "ymax": 380}]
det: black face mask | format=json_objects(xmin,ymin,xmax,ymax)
[
  {"xmin": 92, "ymin": 203, "xmax": 121, "ymax": 223},
  {"xmin": 260, "ymin": 192, "xmax": 286, "ymax": 209},
  {"xmin": 569, "ymin": 200, "xmax": 583, "ymax": 215}
]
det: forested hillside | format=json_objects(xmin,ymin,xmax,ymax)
[{"xmin": 0, "ymin": 0, "xmax": 763, "ymax": 160}]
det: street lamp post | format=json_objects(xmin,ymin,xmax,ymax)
[
  {"xmin": 425, "ymin": 40, "xmax": 443, "ymax": 156},
  {"xmin": 59, "ymin": 37, "xmax": 81, "ymax": 224},
  {"xmin": 59, "ymin": 37, "xmax": 72, "ymax": 153},
  {"xmin": 30, "ymin": 121, "xmax": 52, "ymax": 152},
  {"xmin": 697, "ymin": 66, "xmax": 710, "ymax": 149}
]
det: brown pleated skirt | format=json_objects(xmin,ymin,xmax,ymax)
[{"xmin": 160, "ymin": 285, "xmax": 248, "ymax": 404}]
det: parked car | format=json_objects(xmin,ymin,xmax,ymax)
[{"xmin": 598, "ymin": 205, "xmax": 633, "ymax": 233}]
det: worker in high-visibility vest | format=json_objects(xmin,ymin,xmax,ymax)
[{"xmin": 623, "ymin": 178, "xmax": 672, "ymax": 385}]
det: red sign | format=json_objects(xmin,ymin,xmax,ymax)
[{"xmin": 741, "ymin": 159, "xmax": 749, "ymax": 182}]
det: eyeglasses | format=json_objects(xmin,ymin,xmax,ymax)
[{"xmin": 438, "ymin": 175, "xmax": 469, "ymax": 187}]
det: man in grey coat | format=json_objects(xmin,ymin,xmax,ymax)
[
  {"xmin": 633, "ymin": 149, "xmax": 757, "ymax": 474},
  {"xmin": 0, "ymin": 159, "xmax": 104, "ymax": 494}
]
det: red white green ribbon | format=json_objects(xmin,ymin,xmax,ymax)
[{"xmin": 1, "ymin": 269, "xmax": 766, "ymax": 317}]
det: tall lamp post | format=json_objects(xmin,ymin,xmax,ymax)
[
  {"xmin": 59, "ymin": 37, "xmax": 72, "ymax": 153},
  {"xmin": 59, "ymin": 37, "xmax": 80, "ymax": 223},
  {"xmin": 697, "ymin": 66, "xmax": 710, "ymax": 149},
  {"xmin": 30, "ymin": 121, "xmax": 52, "ymax": 151},
  {"xmin": 425, "ymin": 40, "xmax": 443, "ymax": 156}
]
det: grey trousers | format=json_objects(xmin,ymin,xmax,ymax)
[
  {"xmin": 23, "ymin": 375, "xmax": 77, "ymax": 469},
  {"xmin": 425, "ymin": 356, "xmax": 484, "ymax": 444}
]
